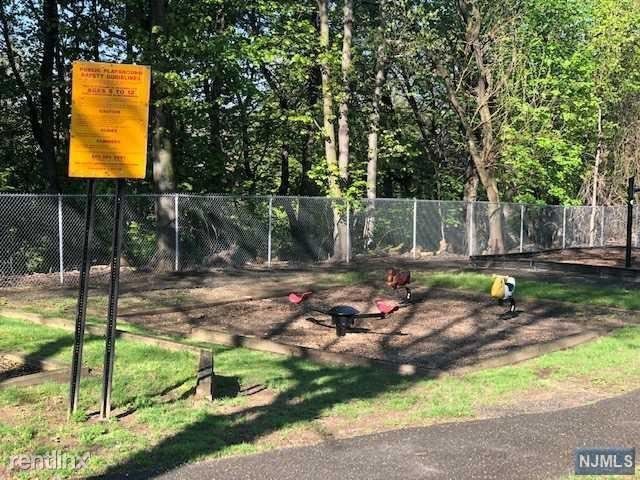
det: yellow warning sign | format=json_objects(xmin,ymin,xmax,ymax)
[{"xmin": 68, "ymin": 61, "xmax": 151, "ymax": 179}]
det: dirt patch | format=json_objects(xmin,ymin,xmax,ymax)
[
  {"xmin": 0, "ymin": 354, "xmax": 41, "ymax": 381},
  {"xmin": 535, "ymin": 367, "xmax": 557, "ymax": 379},
  {"xmin": 119, "ymin": 285, "xmax": 633, "ymax": 372},
  {"xmin": 477, "ymin": 381, "xmax": 615, "ymax": 418}
]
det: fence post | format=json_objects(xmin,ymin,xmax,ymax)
[
  {"xmin": 600, "ymin": 205, "xmax": 605, "ymax": 246},
  {"xmin": 562, "ymin": 206, "xmax": 567, "ymax": 249},
  {"xmin": 267, "ymin": 196, "xmax": 273, "ymax": 268},
  {"xmin": 345, "ymin": 201, "xmax": 351, "ymax": 264},
  {"xmin": 467, "ymin": 202, "xmax": 475, "ymax": 257},
  {"xmin": 519, "ymin": 204, "xmax": 524, "ymax": 253},
  {"xmin": 174, "ymin": 193, "xmax": 179, "ymax": 272},
  {"xmin": 412, "ymin": 198, "xmax": 417, "ymax": 259},
  {"xmin": 57, "ymin": 194, "xmax": 64, "ymax": 284}
]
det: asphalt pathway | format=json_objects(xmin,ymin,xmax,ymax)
[{"xmin": 148, "ymin": 388, "xmax": 640, "ymax": 480}]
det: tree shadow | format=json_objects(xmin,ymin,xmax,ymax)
[
  {"xmin": 88, "ymin": 288, "xmax": 603, "ymax": 478},
  {"xmin": 76, "ymin": 277, "xmax": 626, "ymax": 478},
  {"xmin": 91, "ymin": 358, "xmax": 416, "ymax": 479}
]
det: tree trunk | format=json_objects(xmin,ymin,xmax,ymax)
[
  {"xmin": 204, "ymin": 78, "xmax": 225, "ymax": 192},
  {"xmin": 40, "ymin": 0, "xmax": 60, "ymax": 192},
  {"xmin": 435, "ymin": 0, "xmax": 505, "ymax": 253},
  {"xmin": 338, "ymin": 0, "xmax": 352, "ymax": 185},
  {"xmin": 463, "ymin": 160, "xmax": 479, "ymax": 203},
  {"xmin": 300, "ymin": 65, "xmax": 321, "ymax": 195},
  {"xmin": 278, "ymin": 142, "xmax": 290, "ymax": 195},
  {"xmin": 463, "ymin": 161, "xmax": 478, "ymax": 257},
  {"xmin": 589, "ymin": 106, "xmax": 603, "ymax": 246},
  {"xmin": 484, "ymin": 178, "xmax": 504, "ymax": 254},
  {"xmin": 91, "ymin": 0, "xmax": 100, "ymax": 61},
  {"xmin": 318, "ymin": 0, "xmax": 347, "ymax": 261},
  {"xmin": 317, "ymin": 0, "xmax": 339, "ymax": 197},
  {"xmin": 151, "ymin": 0, "xmax": 175, "ymax": 270},
  {"xmin": 364, "ymin": 8, "xmax": 386, "ymax": 249}
]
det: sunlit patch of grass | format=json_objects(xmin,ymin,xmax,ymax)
[{"xmin": 414, "ymin": 271, "xmax": 640, "ymax": 311}]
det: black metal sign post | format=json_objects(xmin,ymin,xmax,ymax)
[
  {"xmin": 68, "ymin": 179, "xmax": 97, "ymax": 417},
  {"xmin": 100, "ymin": 179, "xmax": 126, "ymax": 419},
  {"xmin": 625, "ymin": 176, "xmax": 640, "ymax": 268},
  {"xmin": 626, "ymin": 177, "xmax": 634, "ymax": 268},
  {"xmin": 67, "ymin": 61, "xmax": 150, "ymax": 421}
]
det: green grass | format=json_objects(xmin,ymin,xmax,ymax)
[
  {"xmin": 2, "ymin": 312, "xmax": 640, "ymax": 479},
  {"xmin": 414, "ymin": 271, "xmax": 640, "ymax": 311}
]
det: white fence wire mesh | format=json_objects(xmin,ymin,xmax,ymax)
[{"xmin": 0, "ymin": 193, "xmax": 630, "ymax": 287}]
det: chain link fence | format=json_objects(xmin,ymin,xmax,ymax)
[{"xmin": 0, "ymin": 193, "xmax": 631, "ymax": 287}]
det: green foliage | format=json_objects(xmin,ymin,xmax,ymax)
[
  {"xmin": 125, "ymin": 220, "xmax": 156, "ymax": 265},
  {"xmin": 1, "ymin": 0, "xmax": 639, "ymax": 205},
  {"xmin": 500, "ymin": 0, "xmax": 640, "ymax": 204}
]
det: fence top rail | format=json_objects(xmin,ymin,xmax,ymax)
[{"xmin": 0, "ymin": 192, "xmax": 628, "ymax": 209}]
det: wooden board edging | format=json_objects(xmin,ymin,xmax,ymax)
[{"xmin": 2, "ymin": 308, "xmax": 606, "ymax": 379}]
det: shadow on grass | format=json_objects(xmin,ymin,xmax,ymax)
[
  {"xmin": 92, "ymin": 358, "xmax": 414, "ymax": 479},
  {"xmin": 84, "ymin": 282, "xmax": 616, "ymax": 478}
]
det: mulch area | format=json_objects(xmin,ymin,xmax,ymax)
[{"xmin": 120, "ymin": 285, "xmax": 632, "ymax": 371}]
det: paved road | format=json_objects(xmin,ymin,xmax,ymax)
[{"xmin": 150, "ymin": 388, "xmax": 640, "ymax": 480}]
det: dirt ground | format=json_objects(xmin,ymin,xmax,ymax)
[
  {"xmin": 118, "ymin": 284, "xmax": 631, "ymax": 372},
  {"xmin": 1, "ymin": 256, "xmax": 464, "ymax": 290},
  {"xmin": 530, "ymin": 246, "xmax": 640, "ymax": 268},
  {"xmin": 0, "ymin": 258, "xmax": 470, "ymax": 322}
]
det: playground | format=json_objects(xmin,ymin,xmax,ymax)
[
  {"xmin": 3, "ymin": 259, "xmax": 640, "ymax": 477},
  {"xmin": 110, "ymin": 284, "xmax": 624, "ymax": 371},
  {"xmin": 1, "ymin": 260, "xmax": 633, "ymax": 374}
]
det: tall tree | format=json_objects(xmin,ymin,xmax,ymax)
[
  {"xmin": 363, "ymin": 0, "xmax": 386, "ymax": 246},
  {"xmin": 317, "ymin": 0, "xmax": 339, "ymax": 197},
  {"xmin": 337, "ymin": 0, "xmax": 352, "ymax": 187},
  {"xmin": 150, "ymin": 0, "xmax": 176, "ymax": 269},
  {"xmin": 0, "ymin": 0, "xmax": 60, "ymax": 192},
  {"xmin": 434, "ymin": 0, "xmax": 518, "ymax": 253},
  {"xmin": 317, "ymin": 0, "xmax": 350, "ymax": 260}
]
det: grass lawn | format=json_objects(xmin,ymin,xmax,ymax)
[
  {"xmin": 2, "ymin": 309, "xmax": 640, "ymax": 479},
  {"xmin": 414, "ymin": 271, "xmax": 640, "ymax": 311}
]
